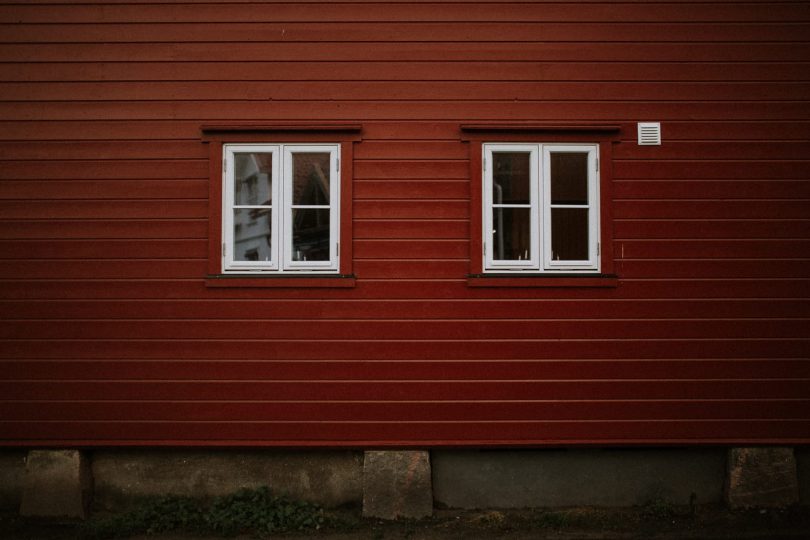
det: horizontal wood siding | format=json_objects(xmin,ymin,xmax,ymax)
[{"xmin": 1, "ymin": 1, "xmax": 808, "ymax": 446}]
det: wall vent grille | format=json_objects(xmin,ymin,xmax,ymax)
[{"xmin": 638, "ymin": 122, "xmax": 661, "ymax": 145}]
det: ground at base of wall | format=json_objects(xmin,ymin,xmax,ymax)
[{"xmin": 2, "ymin": 505, "xmax": 809, "ymax": 540}]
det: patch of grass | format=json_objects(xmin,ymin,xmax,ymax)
[{"xmin": 80, "ymin": 486, "xmax": 326, "ymax": 539}]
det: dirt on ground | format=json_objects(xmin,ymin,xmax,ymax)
[{"xmin": 2, "ymin": 504, "xmax": 809, "ymax": 540}]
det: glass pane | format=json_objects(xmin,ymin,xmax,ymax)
[
  {"xmin": 551, "ymin": 208, "xmax": 589, "ymax": 261},
  {"xmin": 293, "ymin": 152, "xmax": 331, "ymax": 205},
  {"xmin": 550, "ymin": 152, "xmax": 588, "ymax": 205},
  {"xmin": 233, "ymin": 208, "xmax": 272, "ymax": 262},
  {"xmin": 492, "ymin": 152, "xmax": 531, "ymax": 205},
  {"xmin": 492, "ymin": 207, "xmax": 531, "ymax": 261},
  {"xmin": 292, "ymin": 208, "xmax": 330, "ymax": 261},
  {"xmin": 234, "ymin": 153, "xmax": 273, "ymax": 205}
]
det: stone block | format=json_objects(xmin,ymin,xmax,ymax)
[
  {"xmin": 20, "ymin": 450, "xmax": 92, "ymax": 519},
  {"xmin": 362, "ymin": 450, "xmax": 432, "ymax": 519},
  {"xmin": 725, "ymin": 447, "xmax": 799, "ymax": 509},
  {"xmin": 92, "ymin": 449, "xmax": 362, "ymax": 510}
]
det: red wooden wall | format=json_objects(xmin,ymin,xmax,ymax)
[{"xmin": 1, "ymin": 1, "xmax": 809, "ymax": 446}]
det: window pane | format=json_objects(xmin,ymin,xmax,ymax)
[
  {"xmin": 550, "ymin": 152, "xmax": 588, "ymax": 205},
  {"xmin": 292, "ymin": 152, "xmax": 331, "ymax": 205},
  {"xmin": 233, "ymin": 208, "xmax": 272, "ymax": 262},
  {"xmin": 292, "ymin": 208, "xmax": 330, "ymax": 261},
  {"xmin": 492, "ymin": 152, "xmax": 531, "ymax": 205},
  {"xmin": 551, "ymin": 208, "xmax": 589, "ymax": 261},
  {"xmin": 234, "ymin": 153, "xmax": 273, "ymax": 205},
  {"xmin": 492, "ymin": 207, "xmax": 531, "ymax": 261}
]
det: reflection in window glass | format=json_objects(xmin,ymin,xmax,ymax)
[
  {"xmin": 292, "ymin": 153, "xmax": 331, "ymax": 205},
  {"xmin": 492, "ymin": 207, "xmax": 531, "ymax": 261},
  {"xmin": 233, "ymin": 208, "xmax": 272, "ymax": 262},
  {"xmin": 551, "ymin": 208, "xmax": 589, "ymax": 261},
  {"xmin": 234, "ymin": 153, "xmax": 273, "ymax": 206},
  {"xmin": 292, "ymin": 209, "xmax": 330, "ymax": 261},
  {"xmin": 492, "ymin": 152, "xmax": 530, "ymax": 205},
  {"xmin": 550, "ymin": 153, "xmax": 588, "ymax": 205}
]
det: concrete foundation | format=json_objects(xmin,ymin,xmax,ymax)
[
  {"xmin": 0, "ymin": 450, "xmax": 26, "ymax": 509},
  {"xmin": 797, "ymin": 447, "xmax": 810, "ymax": 505},
  {"xmin": 363, "ymin": 451, "xmax": 433, "ymax": 519},
  {"xmin": 432, "ymin": 448, "xmax": 726, "ymax": 509},
  {"xmin": 20, "ymin": 450, "xmax": 92, "ymax": 518},
  {"xmin": 725, "ymin": 447, "xmax": 799, "ymax": 509},
  {"xmin": 91, "ymin": 449, "xmax": 362, "ymax": 510}
]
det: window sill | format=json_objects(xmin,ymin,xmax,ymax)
[
  {"xmin": 205, "ymin": 274, "xmax": 356, "ymax": 288},
  {"xmin": 467, "ymin": 274, "xmax": 618, "ymax": 288}
]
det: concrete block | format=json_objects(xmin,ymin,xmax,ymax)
[
  {"xmin": 0, "ymin": 450, "xmax": 27, "ymax": 509},
  {"xmin": 362, "ymin": 450, "xmax": 432, "ymax": 520},
  {"xmin": 92, "ymin": 449, "xmax": 362, "ymax": 510},
  {"xmin": 725, "ymin": 447, "xmax": 799, "ymax": 509},
  {"xmin": 796, "ymin": 447, "xmax": 810, "ymax": 505},
  {"xmin": 433, "ymin": 448, "xmax": 725, "ymax": 509},
  {"xmin": 20, "ymin": 450, "xmax": 92, "ymax": 518}
]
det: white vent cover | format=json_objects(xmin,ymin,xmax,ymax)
[{"xmin": 638, "ymin": 122, "xmax": 661, "ymax": 145}]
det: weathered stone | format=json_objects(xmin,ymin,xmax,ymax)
[
  {"xmin": 0, "ymin": 451, "xmax": 26, "ymax": 509},
  {"xmin": 92, "ymin": 449, "xmax": 362, "ymax": 510},
  {"xmin": 725, "ymin": 447, "xmax": 799, "ymax": 508},
  {"xmin": 362, "ymin": 450, "xmax": 432, "ymax": 519},
  {"xmin": 20, "ymin": 450, "xmax": 92, "ymax": 518}
]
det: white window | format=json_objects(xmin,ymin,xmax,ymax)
[
  {"xmin": 483, "ymin": 143, "xmax": 599, "ymax": 273},
  {"xmin": 222, "ymin": 143, "xmax": 340, "ymax": 273}
]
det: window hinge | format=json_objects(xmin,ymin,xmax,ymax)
[
  {"xmin": 222, "ymin": 242, "xmax": 226, "ymax": 257},
  {"xmin": 483, "ymin": 157, "xmax": 486, "ymax": 172},
  {"xmin": 597, "ymin": 242, "xmax": 600, "ymax": 256},
  {"xmin": 337, "ymin": 158, "xmax": 340, "ymax": 172},
  {"xmin": 336, "ymin": 242, "xmax": 340, "ymax": 256},
  {"xmin": 483, "ymin": 242, "xmax": 486, "ymax": 257},
  {"xmin": 223, "ymin": 157, "xmax": 227, "ymax": 173},
  {"xmin": 596, "ymin": 158, "xmax": 599, "ymax": 172}
]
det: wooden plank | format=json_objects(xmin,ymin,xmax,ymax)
[
  {"xmin": 615, "ymin": 161, "xmax": 810, "ymax": 180},
  {"xmin": 2, "ymin": 42, "xmax": 808, "ymax": 63},
  {"xmin": 615, "ymin": 142, "xmax": 810, "ymax": 161},
  {"xmin": 0, "ymin": 220, "xmax": 208, "ymax": 240},
  {"xmin": 3, "ymin": 319, "xmax": 808, "ymax": 341},
  {"xmin": 0, "ymin": 200, "xmax": 207, "ymax": 220},
  {"xmin": 0, "ymin": 120, "xmax": 202, "ymax": 141},
  {"xmin": 2, "ymin": 299, "xmax": 807, "ymax": 321},
  {"xmin": 354, "ymin": 180, "xmax": 469, "ymax": 200},
  {"xmin": 2, "ymin": 278, "xmax": 808, "ymax": 302},
  {"xmin": 615, "ymin": 240, "xmax": 810, "ymax": 260},
  {"xmin": 3, "ymin": 419, "xmax": 809, "ymax": 444},
  {"xmin": 353, "ymin": 200, "xmax": 468, "ymax": 219},
  {"xmin": 0, "ymin": 260, "xmax": 205, "ymax": 279},
  {"xmin": 2, "ymin": 22, "xmax": 807, "ymax": 43},
  {"xmin": 0, "ymin": 240, "xmax": 207, "ymax": 260},
  {"xmin": 4, "ymin": 359, "xmax": 809, "ymax": 382},
  {"xmin": 614, "ymin": 181, "xmax": 810, "ymax": 200},
  {"xmin": 354, "ymin": 239, "xmax": 468, "ymax": 259},
  {"xmin": 3, "ymin": 400, "xmax": 809, "ymax": 422},
  {"xmin": 2, "ymin": 101, "xmax": 807, "ymax": 123},
  {"xmin": 0, "ymin": 160, "xmax": 207, "ymax": 180},
  {"xmin": 0, "ymin": 141, "xmax": 205, "ymax": 160},
  {"xmin": 8, "ymin": 81, "xmax": 810, "ymax": 102},
  {"xmin": 3, "ymin": 62, "xmax": 809, "ymax": 83},
  {"xmin": 613, "ymin": 200, "xmax": 810, "ymax": 220},
  {"xmin": 617, "ymin": 260, "xmax": 810, "ymax": 279},
  {"xmin": 0, "ymin": 180, "xmax": 208, "ymax": 200},
  {"xmin": 2, "ymin": 379, "xmax": 808, "ymax": 401},
  {"xmin": 614, "ymin": 220, "xmax": 810, "ymax": 239},
  {"xmin": 354, "ymin": 220, "xmax": 469, "ymax": 239},
  {"xmin": 2, "ymin": 4, "xmax": 808, "ymax": 24}
]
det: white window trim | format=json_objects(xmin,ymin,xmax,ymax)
[
  {"xmin": 222, "ymin": 143, "xmax": 340, "ymax": 274},
  {"xmin": 483, "ymin": 142, "xmax": 600, "ymax": 274}
]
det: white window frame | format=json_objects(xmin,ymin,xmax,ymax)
[
  {"xmin": 483, "ymin": 142, "xmax": 600, "ymax": 273},
  {"xmin": 222, "ymin": 143, "xmax": 340, "ymax": 274}
]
